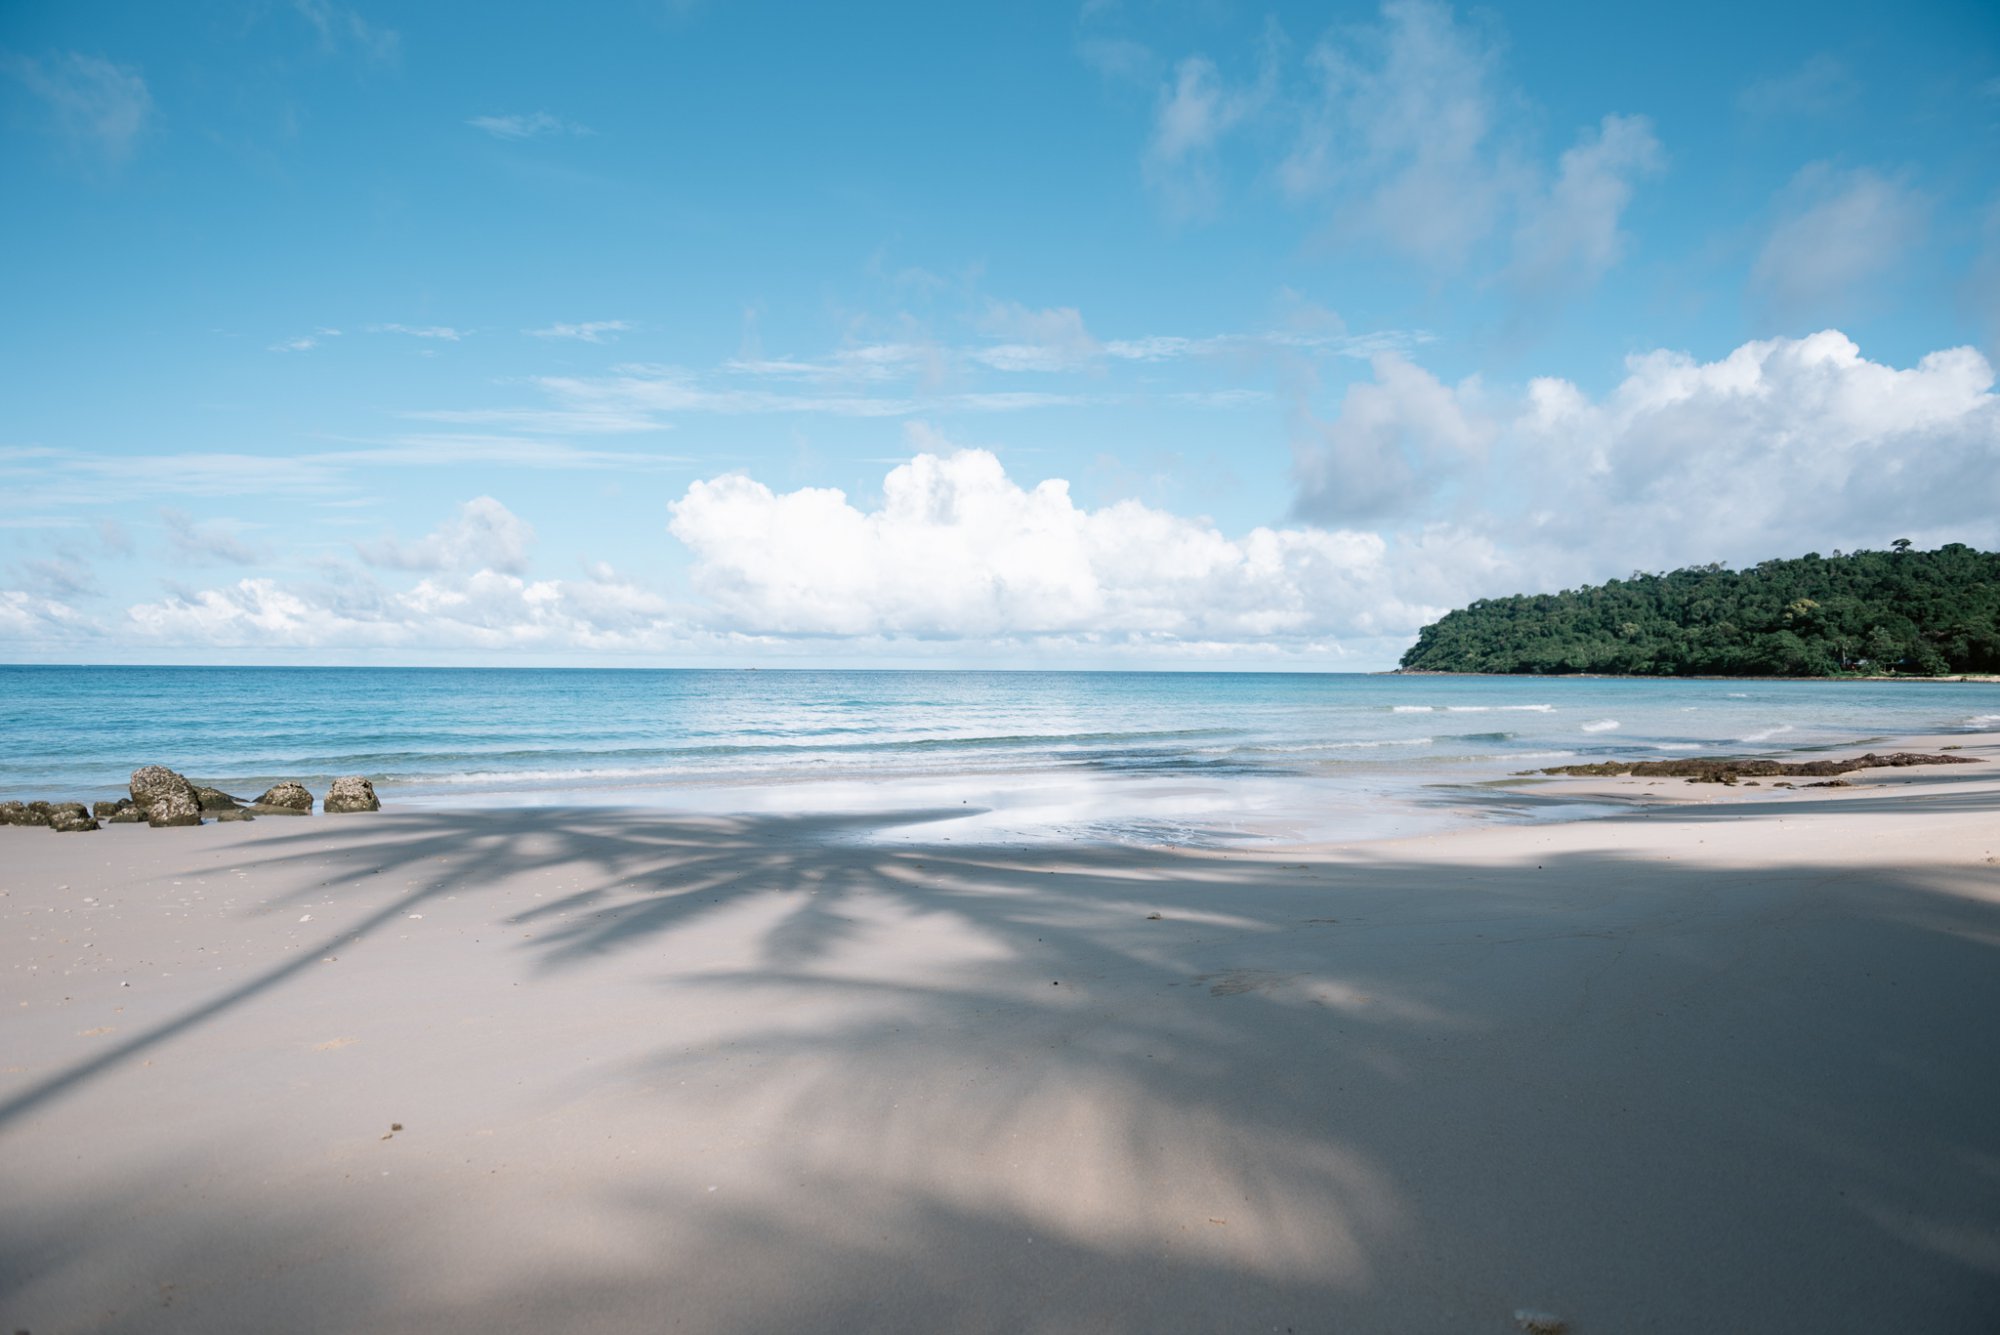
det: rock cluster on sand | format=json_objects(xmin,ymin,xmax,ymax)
[
  {"xmin": 323, "ymin": 776, "xmax": 381, "ymax": 813},
  {"xmin": 48, "ymin": 803, "xmax": 98, "ymax": 833},
  {"xmin": 2, "ymin": 770, "xmax": 381, "ymax": 834}
]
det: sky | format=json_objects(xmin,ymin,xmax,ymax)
[{"xmin": 2, "ymin": 0, "xmax": 1998, "ymax": 669}]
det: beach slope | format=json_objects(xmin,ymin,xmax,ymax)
[{"xmin": 4, "ymin": 750, "xmax": 1999, "ymax": 1333}]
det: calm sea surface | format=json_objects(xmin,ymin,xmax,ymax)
[{"xmin": 4, "ymin": 667, "xmax": 1996, "ymax": 843}]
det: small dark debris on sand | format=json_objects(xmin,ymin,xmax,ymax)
[{"xmin": 1533, "ymin": 751, "xmax": 1977, "ymax": 785}]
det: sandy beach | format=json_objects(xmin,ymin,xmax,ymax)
[{"xmin": 4, "ymin": 736, "xmax": 1999, "ymax": 1333}]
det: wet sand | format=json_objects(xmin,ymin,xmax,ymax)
[{"xmin": 3, "ymin": 737, "xmax": 1999, "ymax": 1333}]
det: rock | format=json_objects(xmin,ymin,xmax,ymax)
[
  {"xmin": 193, "ymin": 785, "xmax": 246, "ymax": 812},
  {"xmin": 1536, "ymin": 751, "xmax": 1978, "ymax": 781},
  {"xmin": 93, "ymin": 797, "xmax": 134, "ymax": 819},
  {"xmin": 50, "ymin": 804, "xmax": 99, "ymax": 833},
  {"xmin": 0, "ymin": 801, "xmax": 27, "ymax": 826},
  {"xmin": 213, "ymin": 807, "xmax": 255, "ymax": 822},
  {"xmin": 323, "ymin": 776, "xmax": 381, "ymax": 814},
  {"xmin": 20, "ymin": 800, "xmax": 55, "ymax": 827},
  {"xmin": 145, "ymin": 787, "xmax": 203, "ymax": 828},
  {"xmin": 129, "ymin": 765, "xmax": 196, "ymax": 814},
  {"xmin": 251, "ymin": 782, "xmax": 314, "ymax": 814},
  {"xmin": 107, "ymin": 807, "xmax": 147, "ymax": 824}
]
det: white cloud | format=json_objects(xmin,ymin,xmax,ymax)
[
  {"xmin": 0, "ymin": 590, "xmax": 92, "ymax": 640},
  {"xmin": 468, "ymin": 111, "xmax": 591, "ymax": 140},
  {"xmin": 1282, "ymin": 0, "xmax": 1518, "ymax": 269},
  {"xmin": 354, "ymin": 496, "xmax": 536, "ymax": 574},
  {"xmin": 125, "ymin": 568, "xmax": 684, "ymax": 654},
  {"xmin": 1752, "ymin": 165, "xmax": 1926, "ymax": 325},
  {"xmin": 160, "ymin": 509, "xmax": 265, "ymax": 565},
  {"xmin": 528, "ymin": 319, "xmax": 633, "ymax": 342},
  {"xmin": 372, "ymin": 323, "xmax": 464, "ymax": 341},
  {"xmin": 6, "ymin": 51, "xmax": 153, "ymax": 164},
  {"xmin": 1511, "ymin": 330, "xmax": 2000, "ymax": 565},
  {"xmin": 1144, "ymin": 43, "xmax": 1277, "ymax": 217},
  {"xmin": 667, "ymin": 447, "xmax": 1440, "ymax": 643},
  {"xmin": 1290, "ymin": 355, "xmax": 1493, "ymax": 523},
  {"xmin": 1509, "ymin": 114, "xmax": 1662, "ymax": 292},
  {"xmin": 973, "ymin": 302, "xmax": 1102, "ymax": 372}
]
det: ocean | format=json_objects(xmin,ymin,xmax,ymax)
[{"xmin": 4, "ymin": 666, "xmax": 1997, "ymax": 844}]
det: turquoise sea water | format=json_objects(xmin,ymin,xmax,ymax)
[{"xmin": 3, "ymin": 666, "xmax": 1997, "ymax": 841}]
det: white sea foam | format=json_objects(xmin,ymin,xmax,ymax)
[
  {"xmin": 1580, "ymin": 719, "xmax": 1621, "ymax": 733},
  {"xmin": 1514, "ymin": 751, "xmax": 1579, "ymax": 760},
  {"xmin": 1651, "ymin": 743, "xmax": 1702, "ymax": 751},
  {"xmin": 1391, "ymin": 705, "xmax": 1434, "ymax": 713},
  {"xmin": 1445, "ymin": 705, "xmax": 1490, "ymax": 712},
  {"xmin": 1739, "ymin": 724, "xmax": 1794, "ymax": 743},
  {"xmin": 1968, "ymin": 714, "xmax": 2000, "ymax": 727},
  {"xmin": 1727, "ymin": 692, "xmax": 1749, "ymax": 698}
]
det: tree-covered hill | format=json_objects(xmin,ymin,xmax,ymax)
[{"xmin": 1398, "ymin": 544, "xmax": 2000, "ymax": 676}]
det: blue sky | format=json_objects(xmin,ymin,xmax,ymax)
[{"xmin": 3, "ymin": 0, "xmax": 1998, "ymax": 667}]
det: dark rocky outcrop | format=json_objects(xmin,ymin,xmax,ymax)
[
  {"xmin": 251, "ymin": 782, "xmax": 314, "ymax": 815},
  {"xmin": 323, "ymin": 776, "xmax": 380, "ymax": 814},
  {"xmin": 0, "ymin": 801, "xmax": 30, "ymax": 826},
  {"xmin": 193, "ymin": 785, "xmax": 246, "ymax": 813},
  {"xmin": 1533, "ymin": 751, "xmax": 1979, "ymax": 785},
  {"xmin": 49, "ymin": 803, "xmax": 98, "ymax": 833},
  {"xmin": 93, "ymin": 797, "xmax": 134, "ymax": 820},
  {"xmin": 107, "ymin": 806, "xmax": 147, "ymax": 824},
  {"xmin": 212, "ymin": 807, "xmax": 255, "ymax": 822},
  {"xmin": 145, "ymin": 787, "xmax": 203, "ymax": 828}
]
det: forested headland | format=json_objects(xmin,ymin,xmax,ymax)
[{"xmin": 1398, "ymin": 543, "xmax": 2000, "ymax": 677}]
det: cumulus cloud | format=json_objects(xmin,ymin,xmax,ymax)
[
  {"xmin": 5, "ymin": 51, "xmax": 153, "ymax": 164},
  {"xmin": 667, "ymin": 447, "xmax": 1441, "ymax": 643},
  {"xmin": 1752, "ymin": 165, "xmax": 1926, "ymax": 326},
  {"xmin": 353, "ymin": 497, "xmax": 536, "ymax": 574},
  {"xmin": 1290, "ymin": 355, "xmax": 1493, "ymax": 524},
  {"xmin": 1511, "ymin": 330, "xmax": 2000, "ymax": 565}
]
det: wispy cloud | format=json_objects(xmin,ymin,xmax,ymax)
[
  {"xmin": 270, "ymin": 327, "xmax": 342, "ymax": 352},
  {"xmin": 160, "ymin": 509, "xmax": 266, "ymax": 565},
  {"xmin": 527, "ymin": 319, "xmax": 632, "ymax": 342},
  {"xmin": 1752, "ymin": 164, "xmax": 1927, "ymax": 325},
  {"xmin": 468, "ymin": 112, "xmax": 592, "ymax": 140},
  {"xmin": 4, "ymin": 51, "xmax": 154, "ymax": 165},
  {"xmin": 371, "ymin": 323, "xmax": 464, "ymax": 341},
  {"xmin": 292, "ymin": 0, "xmax": 400, "ymax": 64}
]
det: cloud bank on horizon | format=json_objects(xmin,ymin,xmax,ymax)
[{"xmin": 2, "ymin": 0, "xmax": 1997, "ymax": 668}]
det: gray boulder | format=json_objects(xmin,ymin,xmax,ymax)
[
  {"xmin": 146, "ymin": 787, "xmax": 203, "ymax": 828},
  {"xmin": 130, "ymin": 766, "xmax": 196, "ymax": 814},
  {"xmin": 22, "ymin": 800, "xmax": 54, "ymax": 827},
  {"xmin": 323, "ymin": 776, "xmax": 381, "ymax": 814},
  {"xmin": 0, "ymin": 801, "xmax": 27, "ymax": 826},
  {"xmin": 93, "ymin": 797, "xmax": 134, "ymax": 819},
  {"xmin": 49, "ymin": 804, "xmax": 99, "ymax": 833},
  {"xmin": 107, "ymin": 807, "xmax": 147, "ymax": 824},
  {"xmin": 213, "ymin": 807, "xmax": 255, "ymax": 822},
  {"xmin": 251, "ymin": 782, "xmax": 314, "ymax": 814}
]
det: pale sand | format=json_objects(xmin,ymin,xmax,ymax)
[{"xmin": 3, "ymin": 740, "xmax": 2000, "ymax": 1332}]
